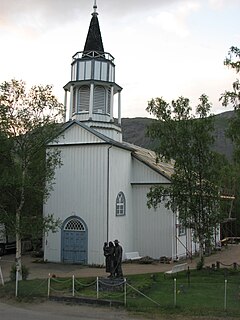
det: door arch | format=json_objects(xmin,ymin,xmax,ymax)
[{"xmin": 61, "ymin": 216, "xmax": 88, "ymax": 264}]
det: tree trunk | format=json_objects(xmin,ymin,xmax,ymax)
[
  {"xmin": 15, "ymin": 227, "xmax": 22, "ymax": 281},
  {"xmin": 15, "ymin": 167, "xmax": 26, "ymax": 280},
  {"xmin": 198, "ymin": 237, "xmax": 205, "ymax": 261}
]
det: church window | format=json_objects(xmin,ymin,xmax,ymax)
[
  {"xmin": 94, "ymin": 61, "xmax": 101, "ymax": 80},
  {"xmin": 78, "ymin": 61, "xmax": 85, "ymax": 80},
  {"xmin": 85, "ymin": 61, "xmax": 92, "ymax": 79},
  {"xmin": 178, "ymin": 224, "xmax": 186, "ymax": 236},
  {"xmin": 109, "ymin": 64, "xmax": 115, "ymax": 82},
  {"xmin": 100, "ymin": 62, "xmax": 108, "ymax": 81},
  {"xmin": 78, "ymin": 86, "xmax": 90, "ymax": 112},
  {"xmin": 116, "ymin": 192, "xmax": 126, "ymax": 216},
  {"xmin": 64, "ymin": 218, "xmax": 85, "ymax": 231},
  {"xmin": 72, "ymin": 63, "xmax": 77, "ymax": 81},
  {"xmin": 93, "ymin": 85, "xmax": 105, "ymax": 114}
]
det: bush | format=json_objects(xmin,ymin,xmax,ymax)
[
  {"xmin": 196, "ymin": 257, "xmax": 204, "ymax": 270},
  {"xmin": 31, "ymin": 250, "xmax": 44, "ymax": 258},
  {"xmin": 138, "ymin": 256, "xmax": 154, "ymax": 264},
  {"xmin": 10, "ymin": 264, "xmax": 29, "ymax": 281}
]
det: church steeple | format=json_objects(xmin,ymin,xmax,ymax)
[
  {"xmin": 83, "ymin": 3, "xmax": 104, "ymax": 53},
  {"xmin": 63, "ymin": 2, "xmax": 123, "ymax": 142}
]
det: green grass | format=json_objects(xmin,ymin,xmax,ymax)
[{"xmin": 0, "ymin": 269, "xmax": 240, "ymax": 317}]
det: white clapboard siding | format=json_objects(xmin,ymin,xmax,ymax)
[
  {"xmin": 107, "ymin": 146, "xmax": 134, "ymax": 252},
  {"xmin": 44, "ymin": 143, "xmax": 109, "ymax": 265},
  {"xmin": 53, "ymin": 122, "xmax": 104, "ymax": 145},
  {"xmin": 93, "ymin": 127, "xmax": 122, "ymax": 142},
  {"xmin": 131, "ymin": 158, "xmax": 171, "ymax": 184},
  {"xmin": 132, "ymin": 185, "xmax": 174, "ymax": 259}
]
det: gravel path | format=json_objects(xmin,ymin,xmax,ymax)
[{"xmin": 1, "ymin": 244, "xmax": 240, "ymax": 281}]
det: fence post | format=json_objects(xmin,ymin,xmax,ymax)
[
  {"xmin": 72, "ymin": 275, "xmax": 75, "ymax": 297},
  {"xmin": 224, "ymin": 279, "xmax": 227, "ymax": 311},
  {"xmin": 47, "ymin": 274, "xmax": 51, "ymax": 298},
  {"xmin": 124, "ymin": 278, "xmax": 127, "ymax": 307},
  {"xmin": 174, "ymin": 278, "xmax": 177, "ymax": 307},
  {"xmin": 96, "ymin": 277, "xmax": 99, "ymax": 299}
]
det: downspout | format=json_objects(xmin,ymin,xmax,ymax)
[
  {"xmin": 175, "ymin": 224, "xmax": 178, "ymax": 259},
  {"xmin": 107, "ymin": 145, "xmax": 113, "ymax": 243}
]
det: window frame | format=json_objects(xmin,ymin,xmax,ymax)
[
  {"xmin": 116, "ymin": 192, "xmax": 126, "ymax": 217},
  {"xmin": 178, "ymin": 224, "xmax": 186, "ymax": 236}
]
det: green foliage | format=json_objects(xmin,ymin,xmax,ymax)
[
  {"xmin": 146, "ymin": 94, "xmax": 226, "ymax": 256},
  {"xmin": 221, "ymin": 46, "xmax": 240, "ymax": 163},
  {"xmin": 0, "ymin": 79, "xmax": 64, "ymax": 252},
  {"xmin": 196, "ymin": 257, "xmax": 204, "ymax": 270},
  {"xmin": 10, "ymin": 264, "xmax": 29, "ymax": 281},
  {"xmin": 220, "ymin": 46, "xmax": 240, "ymax": 236},
  {"xmin": 0, "ymin": 270, "xmax": 240, "ymax": 317}
]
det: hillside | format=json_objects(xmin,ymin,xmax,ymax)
[{"xmin": 121, "ymin": 110, "xmax": 234, "ymax": 160}]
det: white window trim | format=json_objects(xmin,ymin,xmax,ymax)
[{"xmin": 116, "ymin": 192, "xmax": 126, "ymax": 216}]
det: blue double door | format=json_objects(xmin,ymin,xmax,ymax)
[{"xmin": 62, "ymin": 217, "xmax": 88, "ymax": 264}]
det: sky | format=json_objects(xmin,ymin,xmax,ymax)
[{"xmin": 0, "ymin": 0, "xmax": 239, "ymax": 118}]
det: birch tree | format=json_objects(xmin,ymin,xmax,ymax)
[
  {"xmin": 0, "ymin": 79, "xmax": 64, "ymax": 274},
  {"xmin": 146, "ymin": 95, "xmax": 225, "ymax": 259},
  {"xmin": 220, "ymin": 46, "xmax": 240, "ymax": 235}
]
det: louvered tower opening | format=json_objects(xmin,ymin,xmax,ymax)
[
  {"xmin": 78, "ymin": 86, "xmax": 90, "ymax": 112},
  {"xmin": 93, "ymin": 85, "xmax": 105, "ymax": 114},
  {"xmin": 107, "ymin": 87, "xmax": 111, "ymax": 114}
]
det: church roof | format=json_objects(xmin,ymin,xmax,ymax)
[
  {"xmin": 83, "ymin": 10, "xmax": 104, "ymax": 53},
  {"xmin": 123, "ymin": 142, "xmax": 174, "ymax": 181},
  {"xmin": 54, "ymin": 120, "xmax": 173, "ymax": 181}
]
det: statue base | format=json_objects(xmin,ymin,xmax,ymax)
[{"xmin": 98, "ymin": 277, "xmax": 125, "ymax": 292}]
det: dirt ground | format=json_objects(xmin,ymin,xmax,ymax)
[{"xmin": 1, "ymin": 299, "xmax": 238, "ymax": 320}]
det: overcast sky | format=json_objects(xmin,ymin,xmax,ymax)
[{"xmin": 0, "ymin": 0, "xmax": 239, "ymax": 118}]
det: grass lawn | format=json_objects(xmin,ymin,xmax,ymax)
[{"xmin": 0, "ymin": 268, "xmax": 240, "ymax": 318}]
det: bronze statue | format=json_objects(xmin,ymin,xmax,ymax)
[
  {"xmin": 113, "ymin": 239, "xmax": 123, "ymax": 278},
  {"xmin": 103, "ymin": 241, "xmax": 115, "ymax": 278},
  {"xmin": 103, "ymin": 239, "xmax": 123, "ymax": 278}
]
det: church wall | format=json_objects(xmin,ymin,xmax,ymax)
[
  {"xmin": 54, "ymin": 123, "xmax": 104, "ymax": 145},
  {"xmin": 131, "ymin": 158, "xmax": 171, "ymax": 184},
  {"xmin": 132, "ymin": 185, "xmax": 175, "ymax": 260},
  {"xmin": 44, "ymin": 143, "xmax": 110, "ymax": 265},
  {"xmin": 92, "ymin": 127, "xmax": 122, "ymax": 142},
  {"xmin": 176, "ymin": 229, "xmax": 194, "ymax": 259},
  {"xmin": 107, "ymin": 146, "xmax": 134, "ymax": 256}
]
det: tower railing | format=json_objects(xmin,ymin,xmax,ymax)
[{"xmin": 72, "ymin": 51, "xmax": 115, "ymax": 62}]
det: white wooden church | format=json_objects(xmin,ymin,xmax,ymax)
[{"xmin": 43, "ymin": 3, "xmax": 197, "ymax": 265}]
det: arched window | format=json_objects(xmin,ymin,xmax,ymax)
[
  {"xmin": 64, "ymin": 218, "xmax": 85, "ymax": 231},
  {"xmin": 93, "ymin": 85, "xmax": 105, "ymax": 114},
  {"xmin": 78, "ymin": 85, "xmax": 90, "ymax": 112},
  {"xmin": 116, "ymin": 192, "xmax": 126, "ymax": 216}
]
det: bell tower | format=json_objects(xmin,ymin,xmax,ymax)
[{"xmin": 63, "ymin": 1, "xmax": 123, "ymax": 142}]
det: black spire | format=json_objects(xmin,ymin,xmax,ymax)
[{"xmin": 83, "ymin": 3, "xmax": 104, "ymax": 53}]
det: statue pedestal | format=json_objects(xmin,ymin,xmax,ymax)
[{"xmin": 98, "ymin": 277, "xmax": 125, "ymax": 292}]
